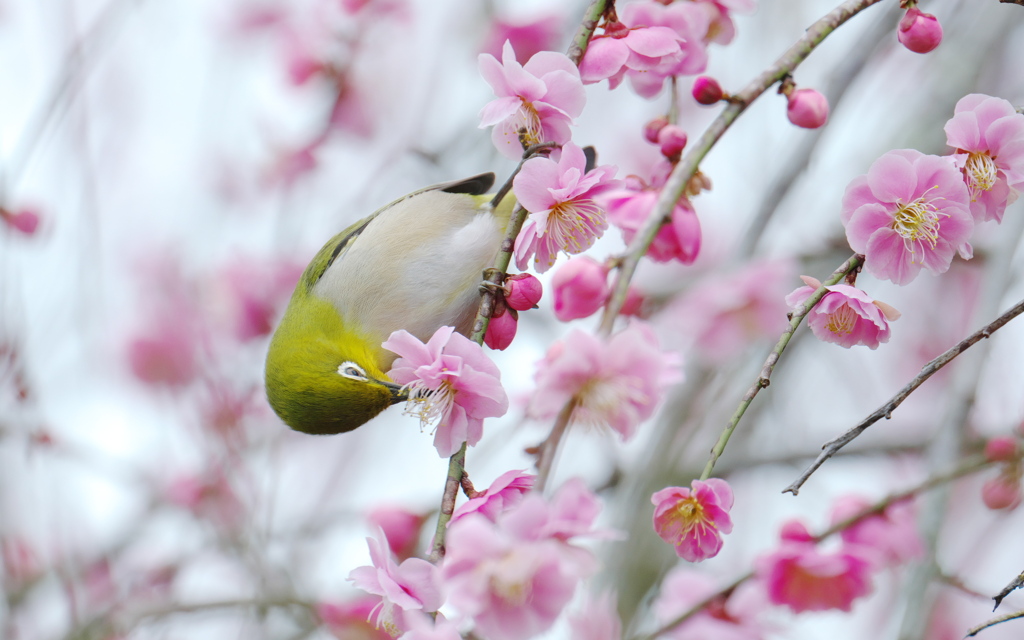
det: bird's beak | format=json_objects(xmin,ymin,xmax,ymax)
[{"xmin": 379, "ymin": 380, "xmax": 408, "ymax": 405}]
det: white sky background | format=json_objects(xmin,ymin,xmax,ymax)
[{"xmin": 2, "ymin": 0, "xmax": 1024, "ymax": 638}]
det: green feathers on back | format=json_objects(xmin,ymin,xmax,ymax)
[{"xmin": 265, "ymin": 172, "xmax": 507, "ymax": 435}]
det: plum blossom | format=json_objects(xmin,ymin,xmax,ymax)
[
  {"xmin": 479, "ymin": 41, "xmax": 586, "ymax": 159},
  {"xmin": 512, "ymin": 142, "xmax": 618, "ymax": 272},
  {"xmin": 368, "ymin": 507, "xmax": 426, "ymax": 562},
  {"xmin": 785, "ymin": 277, "xmax": 899, "ymax": 349},
  {"xmin": 653, "ymin": 567, "xmax": 768, "ymax": 640},
  {"xmin": 1, "ymin": 206, "xmax": 41, "ymax": 235},
  {"xmin": 317, "ymin": 598, "xmax": 392, "ymax": 640},
  {"xmin": 944, "ymin": 93, "xmax": 1024, "ymax": 223},
  {"xmin": 442, "ymin": 479, "xmax": 603, "ymax": 640},
  {"xmin": 528, "ymin": 322, "xmax": 681, "ymax": 441},
  {"xmin": 384, "ymin": 326, "xmax": 509, "ymax": 458},
  {"xmin": 503, "ymin": 273, "xmax": 543, "ymax": 311},
  {"xmin": 481, "ymin": 14, "xmax": 562, "ymax": 64},
  {"xmin": 693, "ymin": 0, "xmax": 758, "ymax": 45},
  {"xmin": 601, "ymin": 171, "xmax": 702, "ymax": 264},
  {"xmin": 397, "ymin": 612, "xmax": 462, "ymax": 640},
  {"xmin": 829, "ymin": 496, "xmax": 924, "ymax": 568},
  {"xmin": 756, "ymin": 520, "xmax": 874, "ymax": 613},
  {"xmin": 652, "ymin": 479, "xmax": 734, "ymax": 562},
  {"xmin": 578, "ymin": 21, "xmax": 685, "ymax": 89},
  {"xmin": 569, "ymin": 591, "xmax": 622, "ymax": 640},
  {"xmin": 348, "ymin": 529, "xmax": 444, "ymax": 636},
  {"xmin": 841, "ymin": 149, "xmax": 973, "ymax": 285},
  {"xmin": 551, "ymin": 256, "xmax": 610, "ymax": 321},
  {"xmin": 450, "ymin": 469, "xmax": 535, "ymax": 525}
]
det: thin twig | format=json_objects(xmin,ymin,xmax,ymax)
[
  {"xmin": 994, "ymin": 571, "xmax": 1024, "ymax": 610},
  {"xmin": 534, "ymin": 399, "xmax": 577, "ymax": 492},
  {"xmin": 429, "ymin": 441, "xmax": 468, "ymax": 562},
  {"xmin": 784, "ymin": 297, "xmax": 1024, "ymax": 495},
  {"xmin": 699, "ymin": 254, "xmax": 862, "ymax": 480},
  {"xmin": 966, "ymin": 609, "xmax": 1024, "ymax": 637}
]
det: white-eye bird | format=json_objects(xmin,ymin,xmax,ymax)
[{"xmin": 265, "ymin": 172, "xmax": 512, "ymax": 435}]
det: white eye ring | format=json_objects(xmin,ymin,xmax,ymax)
[{"xmin": 338, "ymin": 362, "xmax": 367, "ymax": 380}]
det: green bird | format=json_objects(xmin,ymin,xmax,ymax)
[{"xmin": 264, "ymin": 173, "xmax": 511, "ymax": 435}]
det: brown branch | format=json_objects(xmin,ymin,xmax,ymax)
[
  {"xmin": 966, "ymin": 609, "xmax": 1024, "ymax": 637},
  {"xmin": 784, "ymin": 297, "xmax": 1024, "ymax": 495},
  {"xmin": 994, "ymin": 571, "xmax": 1024, "ymax": 610}
]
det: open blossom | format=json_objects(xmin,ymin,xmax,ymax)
[
  {"xmin": 579, "ymin": 21, "xmax": 685, "ymax": 88},
  {"xmin": 944, "ymin": 93, "xmax": 1024, "ymax": 223},
  {"xmin": 513, "ymin": 142, "xmax": 618, "ymax": 272},
  {"xmin": 384, "ymin": 326, "xmax": 509, "ymax": 458},
  {"xmin": 442, "ymin": 480, "xmax": 602, "ymax": 640},
  {"xmin": 601, "ymin": 171, "xmax": 702, "ymax": 264},
  {"xmin": 481, "ymin": 14, "xmax": 563, "ymax": 64},
  {"xmin": 527, "ymin": 322, "xmax": 681, "ymax": 441},
  {"xmin": 693, "ymin": 0, "xmax": 757, "ymax": 45},
  {"xmin": 654, "ymin": 567, "xmax": 768, "ymax": 640},
  {"xmin": 450, "ymin": 469, "xmax": 535, "ymax": 525},
  {"xmin": 652, "ymin": 479, "xmax": 734, "ymax": 562},
  {"xmin": 756, "ymin": 520, "xmax": 874, "ymax": 613},
  {"xmin": 841, "ymin": 149, "xmax": 973, "ymax": 285},
  {"xmin": 348, "ymin": 529, "xmax": 444, "ymax": 636},
  {"xmin": 479, "ymin": 41, "xmax": 586, "ymax": 159},
  {"xmin": 829, "ymin": 496, "xmax": 924, "ymax": 568},
  {"xmin": 368, "ymin": 507, "xmax": 427, "ymax": 562},
  {"xmin": 785, "ymin": 278, "xmax": 899, "ymax": 349},
  {"xmin": 569, "ymin": 591, "xmax": 622, "ymax": 640}
]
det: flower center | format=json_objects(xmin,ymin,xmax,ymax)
[
  {"xmin": 824, "ymin": 304, "xmax": 857, "ymax": 336},
  {"xmin": 544, "ymin": 200, "xmax": 605, "ymax": 255},
  {"xmin": 402, "ymin": 380, "xmax": 455, "ymax": 430},
  {"xmin": 891, "ymin": 187, "xmax": 945, "ymax": 253},
  {"xmin": 673, "ymin": 496, "xmax": 706, "ymax": 531},
  {"xmin": 572, "ymin": 375, "xmax": 647, "ymax": 427},
  {"xmin": 965, "ymin": 151, "xmax": 997, "ymax": 200},
  {"xmin": 516, "ymin": 100, "xmax": 544, "ymax": 148}
]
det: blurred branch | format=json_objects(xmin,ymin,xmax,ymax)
[
  {"xmin": 785, "ymin": 297, "xmax": 1024, "ymax": 495},
  {"xmin": 700, "ymin": 253, "xmax": 862, "ymax": 480}
]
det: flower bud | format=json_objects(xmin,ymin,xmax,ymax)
[
  {"xmin": 552, "ymin": 256, "xmax": 609, "ymax": 321},
  {"xmin": 787, "ymin": 88, "xmax": 829, "ymax": 129},
  {"xmin": 981, "ymin": 475, "xmax": 1022, "ymax": 511},
  {"xmin": 692, "ymin": 76, "xmax": 723, "ymax": 105},
  {"xmin": 484, "ymin": 305, "xmax": 517, "ymax": 350},
  {"xmin": 643, "ymin": 116, "xmax": 669, "ymax": 144},
  {"xmin": 2, "ymin": 208, "xmax": 40, "ymax": 235},
  {"xmin": 620, "ymin": 287, "xmax": 645, "ymax": 317},
  {"xmin": 985, "ymin": 436, "xmax": 1019, "ymax": 463},
  {"xmin": 658, "ymin": 125, "xmax": 688, "ymax": 160},
  {"xmin": 503, "ymin": 273, "xmax": 543, "ymax": 311},
  {"xmin": 898, "ymin": 7, "xmax": 942, "ymax": 54}
]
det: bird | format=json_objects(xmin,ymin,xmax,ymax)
[{"xmin": 264, "ymin": 172, "xmax": 511, "ymax": 435}]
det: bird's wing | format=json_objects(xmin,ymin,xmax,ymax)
[{"xmin": 296, "ymin": 173, "xmax": 496, "ymax": 293}]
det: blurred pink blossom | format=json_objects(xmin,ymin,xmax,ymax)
[
  {"xmin": 829, "ymin": 496, "xmax": 924, "ymax": 568},
  {"xmin": 693, "ymin": 0, "xmax": 757, "ymax": 45},
  {"xmin": 481, "ymin": 14, "xmax": 562, "ymax": 64},
  {"xmin": 601, "ymin": 172, "xmax": 702, "ymax": 264},
  {"xmin": 384, "ymin": 326, "xmax": 509, "ymax": 457},
  {"xmin": 368, "ymin": 506, "xmax": 427, "ymax": 562},
  {"xmin": 653, "ymin": 567, "xmax": 768, "ymax": 640},
  {"xmin": 528, "ymin": 322, "xmax": 681, "ymax": 440},
  {"xmin": 841, "ymin": 149, "xmax": 973, "ymax": 285},
  {"xmin": 127, "ymin": 323, "xmax": 198, "ymax": 388},
  {"xmin": 500, "ymin": 477, "xmax": 606, "ymax": 544},
  {"xmin": 1, "ymin": 207, "xmax": 41, "ymax": 235},
  {"xmin": 348, "ymin": 529, "xmax": 443, "ymax": 636},
  {"xmin": 944, "ymin": 93, "xmax": 1024, "ymax": 223},
  {"xmin": 981, "ymin": 473, "xmax": 1022, "ymax": 511},
  {"xmin": 166, "ymin": 472, "xmax": 245, "ymax": 530},
  {"xmin": 317, "ymin": 598, "xmax": 392, "ymax": 640},
  {"xmin": 756, "ymin": 520, "xmax": 874, "ymax": 613},
  {"xmin": 397, "ymin": 612, "xmax": 462, "ymax": 640},
  {"xmin": 651, "ymin": 479, "xmax": 734, "ymax": 562},
  {"xmin": 897, "ymin": 7, "xmax": 943, "ymax": 54},
  {"xmin": 513, "ymin": 142, "xmax": 618, "ymax": 272},
  {"xmin": 569, "ymin": 590, "xmax": 622, "ymax": 640},
  {"xmin": 984, "ymin": 436, "xmax": 1019, "ymax": 462},
  {"xmin": 551, "ymin": 256, "xmax": 610, "ymax": 321},
  {"xmin": 785, "ymin": 279, "xmax": 898, "ymax": 349},
  {"xmin": 479, "ymin": 41, "xmax": 586, "ymax": 159},
  {"xmin": 450, "ymin": 469, "xmax": 535, "ymax": 525}
]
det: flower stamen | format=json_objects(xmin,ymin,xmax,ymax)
[
  {"xmin": 824, "ymin": 304, "xmax": 857, "ymax": 336},
  {"xmin": 965, "ymin": 151, "xmax": 998, "ymax": 200},
  {"xmin": 892, "ymin": 185, "xmax": 947, "ymax": 254}
]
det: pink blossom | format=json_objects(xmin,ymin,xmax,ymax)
[
  {"xmin": 213, "ymin": 257, "xmax": 303, "ymax": 342},
  {"xmin": 317, "ymin": 598, "xmax": 392, "ymax": 640},
  {"xmin": 786, "ymin": 88, "xmax": 829, "ymax": 129},
  {"xmin": 569, "ymin": 591, "xmax": 622, "ymax": 640},
  {"xmin": 651, "ymin": 479, "xmax": 734, "ymax": 562},
  {"xmin": 692, "ymin": 0, "xmax": 757, "ymax": 45},
  {"xmin": 1, "ymin": 207, "xmax": 40, "ymax": 235},
  {"xmin": 479, "ymin": 41, "xmax": 586, "ymax": 159},
  {"xmin": 982, "ymin": 474, "xmax": 1022, "ymax": 511},
  {"xmin": 484, "ymin": 305, "xmax": 518, "ymax": 351},
  {"xmin": 984, "ymin": 436, "xmax": 1019, "ymax": 462},
  {"xmin": 368, "ymin": 507, "xmax": 426, "ymax": 562},
  {"xmin": 785, "ymin": 278, "xmax": 899, "ymax": 349},
  {"xmin": 513, "ymin": 142, "xmax": 618, "ymax": 272},
  {"xmin": 601, "ymin": 172, "xmax": 702, "ymax": 264},
  {"xmin": 644, "ymin": 116, "xmax": 669, "ymax": 143},
  {"xmin": 166, "ymin": 472, "xmax": 244, "ymax": 530},
  {"xmin": 348, "ymin": 529, "xmax": 444, "ymax": 636},
  {"xmin": 397, "ymin": 612, "xmax": 462, "ymax": 640},
  {"xmin": 450, "ymin": 469, "xmax": 535, "ymax": 525},
  {"xmin": 500, "ymin": 477, "xmax": 606, "ymax": 544},
  {"xmin": 551, "ymin": 256, "xmax": 610, "ymax": 321},
  {"xmin": 944, "ymin": 93, "xmax": 1024, "ymax": 223},
  {"xmin": 692, "ymin": 76, "xmax": 723, "ymax": 105},
  {"xmin": 481, "ymin": 15, "xmax": 563, "ymax": 64},
  {"xmin": 658, "ymin": 125, "xmax": 688, "ymax": 159},
  {"xmin": 897, "ymin": 7, "xmax": 943, "ymax": 54},
  {"xmin": 829, "ymin": 496, "xmax": 924, "ymax": 568},
  {"xmin": 599, "ymin": 1, "xmax": 710, "ymax": 98},
  {"xmin": 841, "ymin": 149, "xmax": 973, "ymax": 285},
  {"xmin": 128, "ymin": 323, "xmax": 198, "ymax": 387},
  {"xmin": 528, "ymin": 322, "xmax": 681, "ymax": 440},
  {"xmin": 756, "ymin": 521, "xmax": 874, "ymax": 613},
  {"xmin": 661, "ymin": 258, "xmax": 793, "ymax": 363},
  {"xmin": 653, "ymin": 567, "xmax": 768, "ymax": 640},
  {"xmin": 578, "ymin": 22, "xmax": 685, "ymax": 89},
  {"xmin": 503, "ymin": 273, "xmax": 543, "ymax": 311},
  {"xmin": 384, "ymin": 326, "xmax": 509, "ymax": 458}
]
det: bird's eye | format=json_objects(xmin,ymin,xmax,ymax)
[{"xmin": 337, "ymin": 362, "xmax": 367, "ymax": 380}]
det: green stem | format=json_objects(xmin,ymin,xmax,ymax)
[{"xmin": 429, "ymin": 441, "xmax": 468, "ymax": 562}]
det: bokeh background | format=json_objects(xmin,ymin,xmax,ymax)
[{"xmin": 2, "ymin": 0, "xmax": 1024, "ymax": 638}]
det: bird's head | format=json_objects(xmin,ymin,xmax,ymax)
[{"xmin": 264, "ymin": 292, "xmax": 407, "ymax": 435}]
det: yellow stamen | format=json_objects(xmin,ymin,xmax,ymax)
[
  {"xmin": 891, "ymin": 185, "xmax": 947, "ymax": 256},
  {"xmin": 825, "ymin": 304, "xmax": 857, "ymax": 336},
  {"xmin": 965, "ymin": 151, "xmax": 997, "ymax": 200}
]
